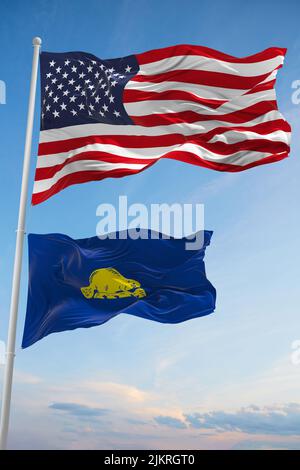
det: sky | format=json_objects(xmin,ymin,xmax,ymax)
[{"xmin": 0, "ymin": 0, "xmax": 300, "ymax": 450}]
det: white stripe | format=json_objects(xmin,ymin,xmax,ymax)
[
  {"xmin": 37, "ymin": 129, "xmax": 290, "ymax": 170},
  {"xmin": 125, "ymin": 79, "xmax": 246, "ymax": 101},
  {"xmin": 209, "ymin": 130, "xmax": 291, "ymax": 145},
  {"xmin": 124, "ymin": 89, "xmax": 276, "ymax": 117},
  {"xmin": 33, "ymin": 160, "xmax": 147, "ymax": 193},
  {"xmin": 125, "ymin": 99, "xmax": 216, "ymax": 116},
  {"xmin": 37, "ymin": 143, "xmax": 177, "ymax": 167},
  {"xmin": 34, "ymin": 142, "xmax": 283, "ymax": 196},
  {"xmin": 172, "ymin": 143, "xmax": 284, "ymax": 165},
  {"xmin": 39, "ymin": 110, "xmax": 287, "ymax": 143},
  {"xmin": 139, "ymin": 54, "xmax": 284, "ymax": 77},
  {"xmin": 258, "ymin": 69, "xmax": 277, "ymax": 84}
]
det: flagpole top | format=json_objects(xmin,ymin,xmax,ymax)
[{"xmin": 32, "ymin": 37, "xmax": 42, "ymax": 46}]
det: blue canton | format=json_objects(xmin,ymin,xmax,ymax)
[{"xmin": 40, "ymin": 51, "xmax": 139, "ymax": 130}]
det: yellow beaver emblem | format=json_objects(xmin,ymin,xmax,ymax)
[{"xmin": 80, "ymin": 267, "xmax": 146, "ymax": 300}]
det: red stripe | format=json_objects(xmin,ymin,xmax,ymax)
[
  {"xmin": 131, "ymin": 69, "xmax": 274, "ymax": 90},
  {"xmin": 130, "ymin": 101, "xmax": 278, "ymax": 127},
  {"xmin": 162, "ymin": 150, "xmax": 289, "ymax": 171},
  {"xmin": 136, "ymin": 45, "xmax": 287, "ymax": 65},
  {"xmin": 38, "ymin": 133, "xmax": 185, "ymax": 155},
  {"xmin": 245, "ymin": 79, "xmax": 276, "ymax": 95},
  {"xmin": 197, "ymin": 139, "xmax": 289, "ymax": 155},
  {"xmin": 124, "ymin": 82, "xmax": 276, "ymax": 102},
  {"xmin": 123, "ymin": 89, "xmax": 226, "ymax": 108},
  {"xmin": 35, "ymin": 152, "xmax": 156, "ymax": 180},
  {"xmin": 32, "ymin": 150, "xmax": 289, "ymax": 205},
  {"xmin": 32, "ymin": 166, "xmax": 154, "ymax": 205},
  {"xmin": 200, "ymin": 119, "xmax": 291, "ymax": 142},
  {"xmin": 38, "ymin": 119, "xmax": 291, "ymax": 156},
  {"xmin": 35, "ymin": 139, "xmax": 289, "ymax": 182}
]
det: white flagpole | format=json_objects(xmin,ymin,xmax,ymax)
[{"xmin": 0, "ymin": 37, "xmax": 41, "ymax": 450}]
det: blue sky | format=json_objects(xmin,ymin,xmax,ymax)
[{"xmin": 1, "ymin": 0, "xmax": 300, "ymax": 449}]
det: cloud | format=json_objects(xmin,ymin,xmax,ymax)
[
  {"xmin": 14, "ymin": 370, "xmax": 42, "ymax": 385},
  {"xmin": 126, "ymin": 418, "xmax": 149, "ymax": 426},
  {"xmin": 185, "ymin": 403, "xmax": 300, "ymax": 436},
  {"xmin": 233, "ymin": 439, "xmax": 300, "ymax": 450},
  {"xmin": 49, "ymin": 402, "xmax": 109, "ymax": 418},
  {"xmin": 154, "ymin": 415, "xmax": 187, "ymax": 429},
  {"xmin": 151, "ymin": 402, "xmax": 300, "ymax": 437},
  {"xmin": 84, "ymin": 381, "xmax": 152, "ymax": 403},
  {"xmin": 188, "ymin": 172, "xmax": 240, "ymax": 202}
]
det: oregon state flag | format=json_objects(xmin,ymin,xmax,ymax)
[{"xmin": 22, "ymin": 230, "xmax": 216, "ymax": 348}]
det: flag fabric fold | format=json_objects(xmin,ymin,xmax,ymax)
[
  {"xmin": 32, "ymin": 44, "xmax": 291, "ymax": 204},
  {"xmin": 22, "ymin": 230, "xmax": 216, "ymax": 348}
]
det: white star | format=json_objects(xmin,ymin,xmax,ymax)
[
  {"xmin": 104, "ymin": 90, "xmax": 109, "ymax": 97},
  {"xmin": 111, "ymin": 80, "xmax": 117, "ymax": 87},
  {"xmin": 45, "ymin": 85, "xmax": 49, "ymax": 91},
  {"xmin": 63, "ymin": 90, "xmax": 70, "ymax": 96},
  {"xmin": 69, "ymin": 95, "xmax": 77, "ymax": 102},
  {"xmin": 71, "ymin": 109, "xmax": 77, "ymax": 116},
  {"xmin": 109, "ymin": 95, "xmax": 115, "ymax": 103},
  {"xmin": 84, "ymin": 79, "xmax": 91, "ymax": 84},
  {"xmin": 49, "ymin": 60, "xmax": 56, "ymax": 67},
  {"xmin": 51, "ymin": 78, "xmax": 57, "ymax": 84},
  {"xmin": 53, "ymin": 96, "xmax": 59, "ymax": 103},
  {"xmin": 71, "ymin": 66, "xmax": 77, "ymax": 73},
  {"xmin": 64, "ymin": 59, "xmax": 70, "ymax": 66},
  {"xmin": 46, "ymin": 104, "xmax": 51, "ymax": 111},
  {"xmin": 95, "ymin": 72, "xmax": 100, "ymax": 79},
  {"xmin": 52, "ymin": 110, "xmax": 59, "ymax": 118},
  {"xmin": 68, "ymin": 79, "xmax": 75, "ymax": 85},
  {"xmin": 98, "ymin": 78, "xmax": 103, "ymax": 83},
  {"xmin": 101, "ymin": 83, "xmax": 106, "ymax": 89},
  {"xmin": 102, "ymin": 104, "xmax": 108, "ymax": 112},
  {"xmin": 88, "ymin": 84, "xmax": 95, "ymax": 90},
  {"xmin": 99, "ymin": 111, "xmax": 104, "ymax": 117},
  {"xmin": 60, "ymin": 102, "xmax": 67, "ymax": 110},
  {"xmin": 87, "ymin": 65, "xmax": 93, "ymax": 72},
  {"xmin": 78, "ymin": 103, "xmax": 85, "ymax": 110},
  {"xmin": 108, "ymin": 67, "xmax": 115, "ymax": 73},
  {"xmin": 89, "ymin": 104, "xmax": 95, "ymax": 111},
  {"xmin": 62, "ymin": 72, "xmax": 69, "ymax": 79},
  {"xmin": 119, "ymin": 75, "xmax": 125, "ymax": 79},
  {"xmin": 46, "ymin": 72, "xmax": 52, "ymax": 78},
  {"xmin": 113, "ymin": 110, "xmax": 120, "ymax": 117},
  {"xmin": 48, "ymin": 90, "xmax": 54, "ymax": 97},
  {"xmin": 125, "ymin": 65, "xmax": 132, "ymax": 73},
  {"xmin": 75, "ymin": 85, "xmax": 81, "ymax": 91},
  {"xmin": 95, "ymin": 95, "xmax": 101, "ymax": 103},
  {"xmin": 79, "ymin": 72, "xmax": 86, "ymax": 79},
  {"xmin": 81, "ymin": 90, "xmax": 86, "ymax": 96},
  {"xmin": 100, "ymin": 64, "xmax": 105, "ymax": 70},
  {"xmin": 79, "ymin": 60, "xmax": 85, "ymax": 65},
  {"xmin": 56, "ymin": 66, "xmax": 61, "ymax": 73},
  {"xmin": 57, "ymin": 83, "xmax": 64, "ymax": 90},
  {"xmin": 91, "ymin": 60, "xmax": 97, "ymax": 65}
]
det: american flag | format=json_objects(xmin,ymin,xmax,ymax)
[{"xmin": 33, "ymin": 44, "xmax": 291, "ymax": 205}]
